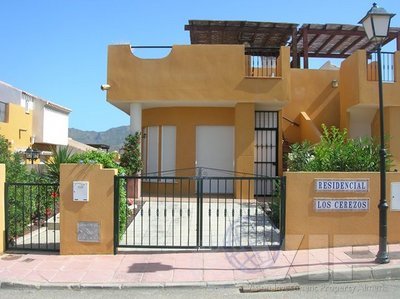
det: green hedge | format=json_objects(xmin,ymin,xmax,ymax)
[{"xmin": 287, "ymin": 125, "xmax": 392, "ymax": 172}]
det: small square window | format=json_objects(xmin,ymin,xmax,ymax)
[{"xmin": 0, "ymin": 101, "xmax": 7, "ymax": 122}]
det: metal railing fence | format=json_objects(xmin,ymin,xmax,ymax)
[
  {"xmin": 114, "ymin": 173, "xmax": 286, "ymax": 252},
  {"xmin": 5, "ymin": 182, "xmax": 60, "ymax": 252}
]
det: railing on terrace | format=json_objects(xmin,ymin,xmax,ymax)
[
  {"xmin": 366, "ymin": 51, "xmax": 395, "ymax": 82},
  {"xmin": 245, "ymin": 47, "xmax": 280, "ymax": 78}
]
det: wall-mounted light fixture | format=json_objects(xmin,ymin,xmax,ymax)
[
  {"xmin": 100, "ymin": 84, "xmax": 111, "ymax": 91},
  {"xmin": 332, "ymin": 79, "xmax": 339, "ymax": 88}
]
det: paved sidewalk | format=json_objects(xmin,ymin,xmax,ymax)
[{"xmin": 1, "ymin": 243, "xmax": 400, "ymax": 288}]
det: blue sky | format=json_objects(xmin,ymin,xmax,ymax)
[{"xmin": 0, "ymin": 0, "xmax": 399, "ymax": 131}]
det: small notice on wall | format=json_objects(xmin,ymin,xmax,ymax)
[
  {"xmin": 315, "ymin": 179, "xmax": 369, "ymax": 192},
  {"xmin": 314, "ymin": 198, "xmax": 369, "ymax": 212}
]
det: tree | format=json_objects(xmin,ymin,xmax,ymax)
[{"xmin": 120, "ymin": 132, "xmax": 143, "ymax": 175}]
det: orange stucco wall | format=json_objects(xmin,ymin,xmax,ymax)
[
  {"xmin": 0, "ymin": 164, "xmax": 5, "ymax": 254},
  {"xmin": 234, "ymin": 103, "xmax": 255, "ymax": 197},
  {"xmin": 0, "ymin": 103, "xmax": 32, "ymax": 151},
  {"xmin": 234, "ymin": 103, "xmax": 255, "ymax": 175},
  {"xmin": 284, "ymin": 172, "xmax": 400, "ymax": 250},
  {"xmin": 107, "ymin": 45, "xmax": 290, "ymax": 112},
  {"xmin": 59, "ymin": 164, "xmax": 117, "ymax": 255},
  {"xmin": 283, "ymin": 68, "xmax": 340, "ymax": 144}
]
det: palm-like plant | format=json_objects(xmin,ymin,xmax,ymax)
[{"xmin": 45, "ymin": 146, "xmax": 75, "ymax": 182}]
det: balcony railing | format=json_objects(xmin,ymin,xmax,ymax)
[
  {"xmin": 245, "ymin": 47, "xmax": 280, "ymax": 78},
  {"xmin": 366, "ymin": 51, "xmax": 395, "ymax": 82}
]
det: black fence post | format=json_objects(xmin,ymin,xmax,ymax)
[{"xmin": 199, "ymin": 178, "xmax": 203, "ymax": 248}]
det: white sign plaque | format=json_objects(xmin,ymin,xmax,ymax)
[
  {"xmin": 73, "ymin": 181, "xmax": 89, "ymax": 202},
  {"xmin": 315, "ymin": 179, "xmax": 369, "ymax": 192},
  {"xmin": 314, "ymin": 198, "xmax": 369, "ymax": 212}
]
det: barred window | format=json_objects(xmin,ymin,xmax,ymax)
[{"xmin": 0, "ymin": 101, "xmax": 6, "ymax": 122}]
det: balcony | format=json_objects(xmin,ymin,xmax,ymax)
[
  {"xmin": 366, "ymin": 51, "xmax": 395, "ymax": 83},
  {"xmin": 340, "ymin": 50, "xmax": 400, "ymax": 108},
  {"xmin": 245, "ymin": 48, "xmax": 281, "ymax": 78},
  {"xmin": 106, "ymin": 45, "xmax": 291, "ymax": 112}
]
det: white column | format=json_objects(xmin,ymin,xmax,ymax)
[{"xmin": 129, "ymin": 103, "xmax": 142, "ymax": 134}]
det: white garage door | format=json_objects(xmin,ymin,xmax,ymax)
[{"xmin": 196, "ymin": 126, "xmax": 234, "ymax": 193}]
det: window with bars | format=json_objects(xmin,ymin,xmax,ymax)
[{"xmin": 0, "ymin": 101, "xmax": 7, "ymax": 122}]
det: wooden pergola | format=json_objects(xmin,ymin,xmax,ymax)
[{"xmin": 185, "ymin": 20, "xmax": 400, "ymax": 68}]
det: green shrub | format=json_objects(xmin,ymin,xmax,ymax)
[
  {"xmin": 45, "ymin": 146, "xmax": 75, "ymax": 183},
  {"xmin": 288, "ymin": 125, "xmax": 391, "ymax": 172},
  {"xmin": 70, "ymin": 150, "xmax": 121, "ymax": 170},
  {"xmin": 120, "ymin": 132, "xmax": 143, "ymax": 175},
  {"xmin": 0, "ymin": 135, "xmax": 43, "ymax": 182}
]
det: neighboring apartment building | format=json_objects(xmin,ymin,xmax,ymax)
[
  {"xmin": 104, "ymin": 20, "xmax": 400, "ymax": 187},
  {"xmin": 0, "ymin": 81, "xmax": 71, "ymax": 159}
]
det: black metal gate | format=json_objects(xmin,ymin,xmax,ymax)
[
  {"xmin": 5, "ymin": 182, "xmax": 60, "ymax": 252},
  {"xmin": 114, "ymin": 173, "xmax": 285, "ymax": 253}
]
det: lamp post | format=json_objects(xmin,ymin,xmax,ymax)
[
  {"xmin": 359, "ymin": 3, "xmax": 395, "ymax": 264},
  {"xmin": 25, "ymin": 147, "xmax": 40, "ymax": 165}
]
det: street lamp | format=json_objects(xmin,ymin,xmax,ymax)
[
  {"xmin": 359, "ymin": 3, "xmax": 395, "ymax": 264},
  {"xmin": 25, "ymin": 147, "xmax": 40, "ymax": 164}
]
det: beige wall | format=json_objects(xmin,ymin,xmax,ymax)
[
  {"xmin": 234, "ymin": 103, "xmax": 255, "ymax": 197},
  {"xmin": 284, "ymin": 172, "xmax": 400, "ymax": 250},
  {"xmin": 234, "ymin": 103, "xmax": 255, "ymax": 175},
  {"xmin": 107, "ymin": 45, "xmax": 291, "ymax": 113},
  {"xmin": 142, "ymin": 107, "xmax": 235, "ymax": 195},
  {"xmin": 0, "ymin": 103, "xmax": 32, "ymax": 151},
  {"xmin": 60, "ymin": 164, "xmax": 117, "ymax": 255},
  {"xmin": 143, "ymin": 107, "xmax": 235, "ymax": 177},
  {"xmin": 283, "ymin": 68, "xmax": 340, "ymax": 145},
  {"xmin": 371, "ymin": 107, "xmax": 400, "ymax": 171},
  {"xmin": 0, "ymin": 164, "xmax": 5, "ymax": 254}
]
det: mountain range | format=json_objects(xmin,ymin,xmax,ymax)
[{"xmin": 68, "ymin": 126, "xmax": 130, "ymax": 151}]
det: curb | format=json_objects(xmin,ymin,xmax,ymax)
[{"xmin": 1, "ymin": 266, "xmax": 400, "ymax": 290}]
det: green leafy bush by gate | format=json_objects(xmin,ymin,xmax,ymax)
[
  {"xmin": 119, "ymin": 132, "xmax": 143, "ymax": 175},
  {"xmin": 287, "ymin": 125, "xmax": 391, "ymax": 172}
]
